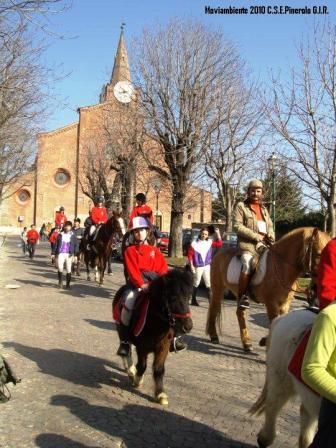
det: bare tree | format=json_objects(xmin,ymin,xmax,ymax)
[
  {"xmin": 0, "ymin": 21, "xmax": 55, "ymax": 203},
  {"xmin": 133, "ymin": 19, "xmax": 244, "ymax": 256},
  {"xmin": 203, "ymin": 77, "xmax": 264, "ymax": 231},
  {"xmin": 80, "ymin": 102, "xmax": 144, "ymax": 222},
  {"xmin": 266, "ymin": 22, "xmax": 336, "ymax": 235}
]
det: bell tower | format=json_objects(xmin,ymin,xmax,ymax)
[{"xmin": 100, "ymin": 24, "xmax": 132, "ymax": 103}]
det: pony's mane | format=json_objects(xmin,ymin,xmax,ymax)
[
  {"xmin": 275, "ymin": 227, "xmax": 315, "ymax": 245},
  {"xmin": 148, "ymin": 268, "xmax": 193, "ymax": 300}
]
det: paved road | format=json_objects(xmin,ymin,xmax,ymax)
[{"xmin": 0, "ymin": 238, "xmax": 301, "ymax": 447}]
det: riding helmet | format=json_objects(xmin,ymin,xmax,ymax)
[
  {"xmin": 59, "ymin": 206, "xmax": 65, "ymax": 211},
  {"xmin": 130, "ymin": 217, "xmax": 150, "ymax": 231},
  {"xmin": 135, "ymin": 193, "xmax": 146, "ymax": 203}
]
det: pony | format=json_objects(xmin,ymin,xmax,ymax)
[
  {"xmin": 206, "ymin": 227, "xmax": 330, "ymax": 351},
  {"xmin": 112, "ymin": 268, "xmax": 193, "ymax": 406},
  {"xmin": 249, "ymin": 308, "xmax": 320, "ymax": 448},
  {"xmin": 80, "ymin": 213, "xmax": 126, "ymax": 285}
]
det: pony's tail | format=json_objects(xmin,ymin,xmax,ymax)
[{"xmin": 249, "ymin": 379, "xmax": 267, "ymax": 416}]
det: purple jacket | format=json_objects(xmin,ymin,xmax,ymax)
[{"xmin": 188, "ymin": 239, "xmax": 222, "ymax": 267}]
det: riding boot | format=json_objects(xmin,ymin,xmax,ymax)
[
  {"xmin": 206, "ymin": 287, "xmax": 212, "ymax": 303},
  {"xmin": 191, "ymin": 286, "xmax": 200, "ymax": 306},
  {"xmin": 237, "ymin": 272, "xmax": 250, "ymax": 309},
  {"xmin": 57, "ymin": 271, "xmax": 63, "ymax": 289},
  {"xmin": 65, "ymin": 273, "xmax": 71, "ymax": 290},
  {"xmin": 116, "ymin": 323, "xmax": 131, "ymax": 357}
]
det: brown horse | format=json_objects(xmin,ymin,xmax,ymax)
[
  {"xmin": 80, "ymin": 213, "xmax": 126, "ymax": 285},
  {"xmin": 206, "ymin": 227, "xmax": 330, "ymax": 351}
]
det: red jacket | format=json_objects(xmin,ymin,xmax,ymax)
[
  {"xmin": 49, "ymin": 230, "xmax": 59, "ymax": 244},
  {"xmin": 124, "ymin": 244, "xmax": 168, "ymax": 288},
  {"xmin": 55, "ymin": 212, "xmax": 67, "ymax": 227},
  {"xmin": 129, "ymin": 205, "xmax": 154, "ymax": 228},
  {"xmin": 91, "ymin": 206, "xmax": 108, "ymax": 225},
  {"xmin": 27, "ymin": 229, "xmax": 39, "ymax": 244},
  {"xmin": 318, "ymin": 239, "xmax": 336, "ymax": 310}
]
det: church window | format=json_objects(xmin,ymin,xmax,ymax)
[
  {"xmin": 54, "ymin": 169, "xmax": 71, "ymax": 187},
  {"xmin": 16, "ymin": 189, "xmax": 31, "ymax": 204}
]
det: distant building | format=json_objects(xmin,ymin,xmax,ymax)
[{"xmin": 0, "ymin": 27, "xmax": 211, "ymax": 231}]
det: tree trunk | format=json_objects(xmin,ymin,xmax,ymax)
[
  {"xmin": 168, "ymin": 189, "xmax": 185, "ymax": 258},
  {"xmin": 121, "ymin": 162, "xmax": 135, "ymax": 225},
  {"xmin": 111, "ymin": 172, "xmax": 122, "ymax": 210},
  {"xmin": 225, "ymin": 189, "xmax": 233, "ymax": 232}
]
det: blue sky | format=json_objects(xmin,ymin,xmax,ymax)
[{"xmin": 43, "ymin": 0, "xmax": 336, "ymax": 131}]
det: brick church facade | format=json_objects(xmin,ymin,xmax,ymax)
[{"xmin": 0, "ymin": 29, "xmax": 211, "ymax": 232}]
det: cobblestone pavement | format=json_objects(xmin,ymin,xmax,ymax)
[{"xmin": 0, "ymin": 238, "xmax": 302, "ymax": 448}]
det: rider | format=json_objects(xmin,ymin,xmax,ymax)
[
  {"xmin": 55, "ymin": 206, "xmax": 67, "ymax": 228},
  {"xmin": 188, "ymin": 226, "xmax": 222, "ymax": 306},
  {"xmin": 232, "ymin": 179, "xmax": 275, "ymax": 309},
  {"xmin": 315, "ymin": 238, "xmax": 336, "ymax": 310},
  {"xmin": 89, "ymin": 196, "xmax": 108, "ymax": 243},
  {"xmin": 129, "ymin": 193, "xmax": 161, "ymax": 243},
  {"xmin": 117, "ymin": 216, "xmax": 185, "ymax": 357}
]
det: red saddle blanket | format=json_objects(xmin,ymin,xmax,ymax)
[
  {"xmin": 113, "ymin": 293, "xmax": 149, "ymax": 338},
  {"xmin": 288, "ymin": 327, "xmax": 318, "ymax": 395}
]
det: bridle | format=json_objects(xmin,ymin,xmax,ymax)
[{"xmin": 166, "ymin": 302, "xmax": 192, "ymax": 327}]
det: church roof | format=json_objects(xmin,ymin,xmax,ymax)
[{"xmin": 110, "ymin": 24, "xmax": 131, "ymax": 85}]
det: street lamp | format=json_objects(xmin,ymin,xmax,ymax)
[
  {"xmin": 267, "ymin": 152, "xmax": 278, "ymax": 234},
  {"xmin": 152, "ymin": 179, "xmax": 162, "ymax": 229}
]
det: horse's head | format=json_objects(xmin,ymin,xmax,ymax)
[
  {"xmin": 148, "ymin": 268, "xmax": 193, "ymax": 334},
  {"xmin": 301, "ymin": 228, "xmax": 330, "ymax": 278},
  {"xmin": 109, "ymin": 211, "xmax": 126, "ymax": 238}
]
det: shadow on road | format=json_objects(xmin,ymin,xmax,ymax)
[
  {"xmin": 35, "ymin": 433, "xmax": 99, "ymax": 448},
  {"xmin": 47, "ymin": 395, "xmax": 257, "ymax": 448},
  {"xmin": 249, "ymin": 312, "xmax": 269, "ymax": 329},
  {"xmin": 186, "ymin": 335, "xmax": 265, "ymax": 365},
  {"xmin": 84, "ymin": 319, "xmax": 116, "ymax": 331},
  {"xmin": 2, "ymin": 341, "xmax": 153, "ymax": 401}
]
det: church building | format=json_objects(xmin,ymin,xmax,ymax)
[{"xmin": 0, "ymin": 28, "xmax": 211, "ymax": 232}]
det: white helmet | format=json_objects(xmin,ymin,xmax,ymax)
[{"xmin": 130, "ymin": 216, "xmax": 150, "ymax": 231}]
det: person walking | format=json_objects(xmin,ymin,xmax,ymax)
[
  {"xmin": 39, "ymin": 223, "xmax": 46, "ymax": 242},
  {"xmin": 26, "ymin": 225, "xmax": 39, "ymax": 259},
  {"xmin": 232, "ymin": 179, "xmax": 275, "ymax": 309},
  {"xmin": 188, "ymin": 226, "xmax": 222, "ymax": 306},
  {"xmin": 20, "ymin": 227, "xmax": 28, "ymax": 255},
  {"xmin": 53, "ymin": 221, "xmax": 77, "ymax": 289},
  {"xmin": 72, "ymin": 218, "xmax": 84, "ymax": 275}
]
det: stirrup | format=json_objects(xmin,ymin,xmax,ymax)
[
  {"xmin": 170, "ymin": 336, "xmax": 187, "ymax": 353},
  {"xmin": 238, "ymin": 295, "xmax": 250, "ymax": 309}
]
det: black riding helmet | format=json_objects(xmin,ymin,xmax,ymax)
[
  {"xmin": 95, "ymin": 196, "xmax": 105, "ymax": 205},
  {"xmin": 135, "ymin": 193, "xmax": 146, "ymax": 203}
]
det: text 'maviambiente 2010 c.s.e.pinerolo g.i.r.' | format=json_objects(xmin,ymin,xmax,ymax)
[{"xmin": 204, "ymin": 5, "xmax": 329, "ymax": 15}]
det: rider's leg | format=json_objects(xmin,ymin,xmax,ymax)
[
  {"xmin": 203, "ymin": 265, "xmax": 212, "ymax": 303},
  {"xmin": 64, "ymin": 255, "xmax": 72, "ymax": 289},
  {"xmin": 237, "ymin": 253, "xmax": 253, "ymax": 309},
  {"xmin": 117, "ymin": 288, "xmax": 139, "ymax": 357},
  {"xmin": 191, "ymin": 267, "xmax": 202, "ymax": 306},
  {"xmin": 57, "ymin": 253, "xmax": 65, "ymax": 288}
]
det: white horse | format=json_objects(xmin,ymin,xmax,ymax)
[{"xmin": 249, "ymin": 308, "xmax": 321, "ymax": 448}]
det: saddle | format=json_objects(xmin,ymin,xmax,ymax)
[
  {"xmin": 226, "ymin": 249, "xmax": 269, "ymax": 286},
  {"xmin": 113, "ymin": 287, "xmax": 150, "ymax": 338},
  {"xmin": 288, "ymin": 324, "xmax": 318, "ymax": 395}
]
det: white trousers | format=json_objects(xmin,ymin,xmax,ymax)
[
  {"xmin": 121, "ymin": 289, "xmax": 140, "ymax": 326},
  {"xmin": 241, "ymin": 252, "xmax": 254, "ymax": 274},
  {"xmin": 57, "ymin": 253, "xmax": 73, "ymax": 274},
  {"xmin": 194, "ymin": 265, "xmax": 211, "ymax": 288}
]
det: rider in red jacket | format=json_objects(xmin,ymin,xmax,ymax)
[
  {"xmin": 117, "ymin": 216, "xmax": 187, "ymax": 357},
  {"xmin": 26, "ymin": 224, "xmax": 40, "ymax": 259},
  {"xmin": 55, "ymin": 206, "xmax": 67, "ymax": 228},
  {"xmin": 88, "ymin": 196, "xmax": 108, "ymax": 242},
  {"xmin": 128, "ymin": 193, "xmax": 154, "ymax": 228}
]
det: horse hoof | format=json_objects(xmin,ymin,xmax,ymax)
[
  {"xmin": 157, "ymin": 392, "xmax": 168, "ymax": 406},
  {"xmin": 210, "ymin": 336, "xmax": 219, "ymax": 344},
  {"xmin": 132, "ymin": 374, "xmax": 144, "ymax": 388},
  {"xmin": 243, "ymin": 343, "xmax": 253, "ymax": 352},
  {"xmin": 257, "ymin": 436, "xmax": 268, "ymax": 448},
  {"xmin": 259, "ymin": 337, "xmax": 267, "ymax": 347}
]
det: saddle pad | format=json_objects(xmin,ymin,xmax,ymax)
[
  {"xmin": 288, "ymin": 327, "xmax": 318, "ymax": 395},
  {"xmin": 227, "ymin": 250, "xmax": 269, "ymax": 286},
  {"xmin": 113, "ymin": 293, "xmax": 149, "ymax": 338}
]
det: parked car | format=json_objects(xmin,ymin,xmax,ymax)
[
  {"xmin": 222, "ymin": 232, "xmax": 238, "ymax": 248},
  {"xmin": 159, "ymin": 232, "xmax": 170, "ymax": 252}
]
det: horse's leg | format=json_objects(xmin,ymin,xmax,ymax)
[
  {"xmin": 133, "ymin": 347, "xmax": 147, "ymax": 388},
  {"xmin": 107, "ymin": 256, "xmax": 112, "ymax": 275},
  {"xmin": 86, "ymin": 258, "xmax": 91, "ymax": 281},
  {"xmin": 257, "ymin": 379, "xmax": 293, "ymax": 447},
  {"xmin": 236, "ymin": 307, "xmax": 253, "ymax": 352},
  {"xmin": 76, "ymin": 255, "xmax": 81, "ymax": 276},
  {"xmin": 206, "ymin": 258, "xmax": 225, "ymax": 343},
  {"xmin": 95, "ymin": 266, "xmax": 99, "ymax": 283},
  {"xmin": 299, "ymin": 404, "xmax": 318, "ymax": 448},
  {"xmin": 121, "ymin": 351, "xmax": 136, "ymax": 382},
  {"xmin": 153, "ymin": 338, "xmax": 170, "ymax": 406}
]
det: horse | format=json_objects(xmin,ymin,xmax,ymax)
[
  {"xmin": 80, "ymin": 213, "xmax": 126, "ymax": 285},
  {"xmin": 249, "ymin": 308, "xmax": 320, "ymax": 448},
  {"xmin": 112, "ymin": 268, "xmax": 193, "ymax": 406},
  {"xmin": 206, "ymin": 227, "xmax": 330, "ymax": 351}
]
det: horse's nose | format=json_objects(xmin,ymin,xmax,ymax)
[{"xmin": 183, "ymin": 318, "xmax": 193, "ymax": 333}]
